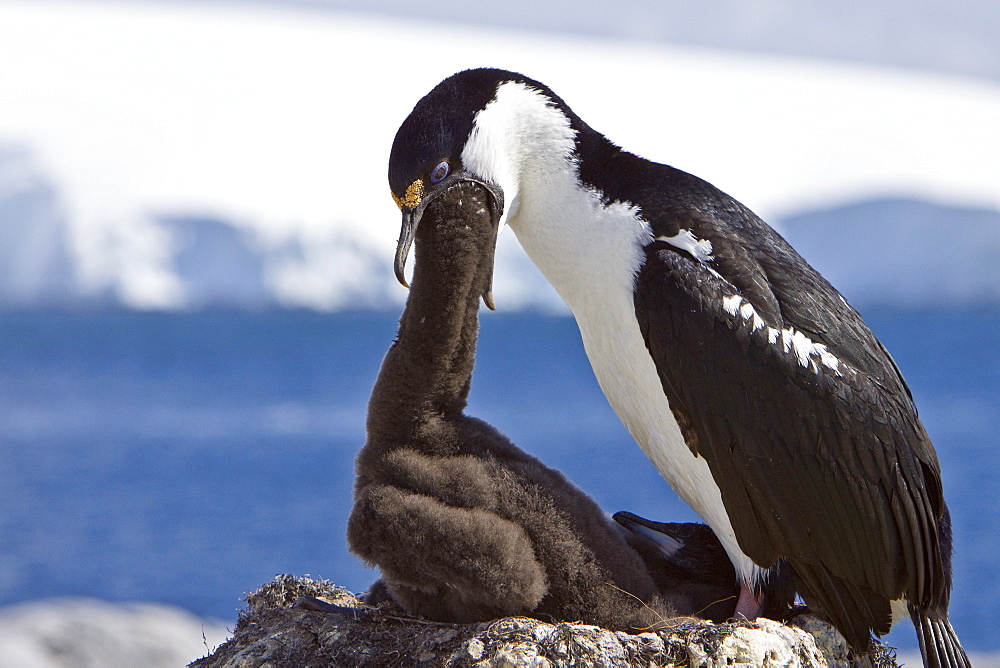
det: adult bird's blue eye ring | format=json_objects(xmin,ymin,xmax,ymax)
[{"xmin": 430, "ymin": 161, "xmax": 449, "ymax": 183}]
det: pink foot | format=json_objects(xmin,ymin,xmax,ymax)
[{"xmin": 733, "ymin": 582, "xmax": 763, "ymax": 620}]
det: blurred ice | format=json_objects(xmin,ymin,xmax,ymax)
[
  {"xmin": 0, "ymin": 598, "xmax": 229, "ymax": 668},
  {"xmin": 0, "ymin": 1, "xmax": 998, "ymax": 311}
]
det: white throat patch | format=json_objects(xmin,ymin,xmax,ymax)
[{"xmin": 461, "ymin": 81, "xmax": 578, "ymax": 231}]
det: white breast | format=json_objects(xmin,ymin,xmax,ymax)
[
  {"xmin": 460, "ymin": 80, "xmax": 764, "ymax": 584},
  {"xmin": 515, "ymin": 195, "xmax": 763, "ymax": 586}
]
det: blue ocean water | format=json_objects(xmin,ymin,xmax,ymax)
[{"xmin": 0, "ymin": 308, "xmax": 996, "ymax": 651}]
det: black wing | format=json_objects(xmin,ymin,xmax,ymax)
[
  {"xmin": 629, "ymin": 165, "xmax": 912, "ymax": 395},
  {"xmin": 634, "ymin": 229, "xmax": 949, "ymax": 645}
]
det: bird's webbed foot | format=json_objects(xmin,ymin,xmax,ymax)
[{"xmin": 295, "ymin": 596, "xmax": 375, "ymax": 620}]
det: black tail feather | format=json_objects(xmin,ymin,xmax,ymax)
[{"xmin": 911, "ymin": 606, "xmax": 970, "ymax": 668}]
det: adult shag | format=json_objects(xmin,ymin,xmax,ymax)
[{"xmin": 387, "ymin": 68, "xmax": 968, "ymax": 667}]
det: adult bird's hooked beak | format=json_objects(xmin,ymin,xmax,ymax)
[{"xmin": 393, "ymin": 172, "xmax": 504, "ymax": 310}]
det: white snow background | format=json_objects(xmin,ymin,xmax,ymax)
[{"xmin": 0, "ymin": 0, "xmax": 999, "ymax": 312}]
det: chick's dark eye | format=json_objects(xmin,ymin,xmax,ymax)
[{"xmin": 429, "ymin": 161, "xmax": 449, "ymax": 183}]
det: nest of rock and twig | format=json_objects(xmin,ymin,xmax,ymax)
[{"xmin": 190, "ymin": 574, "xmax": 898, "ymax": 667}]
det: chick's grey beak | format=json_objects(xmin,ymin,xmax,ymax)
[{"xmin": 469, "ymin": 177, "xmax": 504, "ymax": 310}]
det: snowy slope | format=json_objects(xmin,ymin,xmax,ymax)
[
  {"xmin": 780, "ymin": 199, "xmax": 1000, "ymax": 307},
  {"xmin": 0, "ymin": 0, "xmax": 999, "ymax": 310},
  {"xmin": 216, "ymin": 0, "xmax": 1000, "ymax": 84}
]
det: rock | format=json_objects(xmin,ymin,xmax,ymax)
[{"xmin": 190, "ymin": 575, "xmax": 899, "ymax": 667}]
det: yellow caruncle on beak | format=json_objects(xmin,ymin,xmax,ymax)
[{"xmin": 391, "ymin": 179, "xmax": 424, "ymax": 210}]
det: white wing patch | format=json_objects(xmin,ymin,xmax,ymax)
[
  {"xmin": 724, "ymin": 294, "xmax": 842, "ymax": 375},
  {"xmin": 656, "ymin": 229, "xmax": 717, "ymax": 266},
  {"xmin": 739, "ymin": 302, "xmax": 766, "ymax": 332},
  {"xmin": 722, "ymin": 294, "xmax": 741, "ymax": 317}
]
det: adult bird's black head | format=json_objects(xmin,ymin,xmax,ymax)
[{"xmin": 388, "ymin": 70, "xmax": 511, "ymax": 309}]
